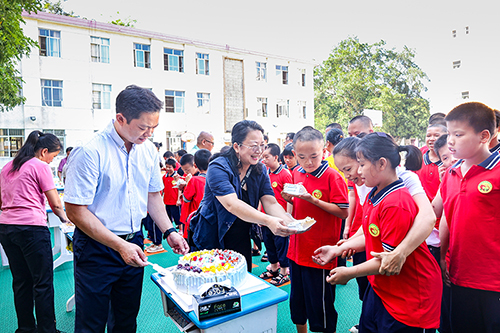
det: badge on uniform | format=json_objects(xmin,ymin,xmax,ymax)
[
  {"xmin": 272, "ymin": 181, "xmax": 278, "ymax": 188},
  {"xmin": 478, "ymin": 180, "xmax": 492, "ymax": 194},
  {"xmin": 369, "ymin": 223, "xmax": 380, "ymax": 237},
  {"xmin": 312, "ymin": 190, "xmax": 322, "ymax": 199}
]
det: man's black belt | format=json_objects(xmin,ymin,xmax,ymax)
[{"xmin": 117, "ymin": 232, "xmax": 137, "ymax": 241}]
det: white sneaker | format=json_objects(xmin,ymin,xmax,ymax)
[
  {"xmin": 349, "ymin": 324, "xmax": 359, "ymax": 333},
  {"xmin": 146, "ymin": 245, "xmax": 164, "ymax": 253}
]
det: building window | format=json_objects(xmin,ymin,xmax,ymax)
[
  {"xmin": 39, "ymin": 29, "xmax": 60, "ymax": 57},
  {"xmin": 256, "ymin": 62, "xmax": 267, "ymax": 81},
  {"xmin": 196, "ymin": 53, "xmax": 209, "ymax": 75},
  {"xmin": 43, "ymin": 129, "xmax": 65, "ymax": 155},
  {"xmin": 165, "ymin": 90, "xmax": 185, "ymax": 113},
  {"xmin": 276, "ymin": 65, "xmax": 288, "ymax": 84},
  {"xmin": 276, "ymin": 100, "xmax": 289, "ymax": 118},
  {"xmin": 134, "ymin": 43, "xmax": 151, "ymax": 68},
  {"xmin": 462, "ymin": 91, "xmax": 469, "ymax": 99},
  {"xmin": 300, "ymin": 69, "xmax": 306, "ymax": 86},
  {"xmin": 0, "ymin": 129, "xmax": 24, "ymax": 157},
  {"xmin": 298, "ymin": 101, "xmax": 307, "ymax": 119},
  {"xmin": 92, "ymin": 84, "xmax": 111, "ymax": 109},
  {"xmin": 452, "ymin": 30, "xmax": 457, "ymax": 38},
  {"xmin": 91, "ymin": 37, "xmax": 110, "ymax": 63},
  {"xmin": 41, "ymin": 79, "xmax": 63, "ymax": 107},
  {"xmin": 453, "ymin": 60, "xmax": 461, "ymax": 69},
  {"xmin": 164, "ymin": 48, "xmax": 184, "ymax": 72},
  {"xmin": 197, "ymin": 93, "xmax": 210, "ymax": 113},
  {"xmin": 258, "ymin": 97, "xmax": 268, "ymax": 117},
  {"xmin": 465, "ymin": 26, "xmax": 469, "ymax": 34}
]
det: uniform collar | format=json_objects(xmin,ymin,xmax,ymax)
[
  {"xmin": 269, "ymin": 164, "xmax": 284, "ymax": 175},
  {"xmin": 297, "ymin": 160, "xmax": 329, "ymax": 178},
  {"xmin": 449, "ymin": 152, "xmax": 500, "ymax": 174},
  {"xmin": 423, "ymin": 150, "xmax": 443, "ymax": 167},
  {"xmin": 489, "ymin": 142, "xmax": 500, "ymax": 154},
  {"xmin": 368, "ymin": 179, "xmax": 405, "ymax": 207}
]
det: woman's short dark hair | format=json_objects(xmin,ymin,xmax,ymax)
[
  {"xmin": 333, "ymin": 136, "xmax": 361, "ymax": 160},
  {"xmin": 355, "ymin": 132, "xmax": 422, "ymax": 171},
  {"xmin": 11, "ymin": 130, "xmax": 62, "ymax": 173},
  {"xmin": 326, "ymin": 128, "xmax": 344, "ymax": 146},
  {"xmin": 116, "ymin": 85, "xmax": 163, "ymax": 123},
  {"xmin": 222, "ymin": 120, "xmax": 264, "ymax": 172}
]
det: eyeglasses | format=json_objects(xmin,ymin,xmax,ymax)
[
  {"xmin": 239, "ymin": 143, "xmax": 266, "ymax": 152},
  {"xmin": 205, "ymin": 140, "xmax": 215, "ymax": 146}
]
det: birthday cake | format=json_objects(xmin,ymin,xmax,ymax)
[{"xmin": 172, "ymin": 249, "xmax": 247, "ymax": 295}]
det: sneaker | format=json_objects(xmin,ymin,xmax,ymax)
[
  {"xmin": 146, "ymin": 245, "xmax": 164, "ymax": 253},
  {"xmin": 349, "ymin": 324, "xmax": 359, "ymax": 333}
]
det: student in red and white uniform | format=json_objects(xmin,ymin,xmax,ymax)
[
  {"xmin": 314, "ymin": 132, "xmax": 442, "ymax": 332},
  {"xmin": 436, "ymin": 102, "xmax": 500, "ymax": 332},
  {"xmin": 281, "ymin": 126, "xmax": 348, "ymax": 333},
  {"xmin": 258, "ymin": 143, "xmax": 292, "ymax": 286}
]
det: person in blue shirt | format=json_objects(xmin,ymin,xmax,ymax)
[
  {"xmin": 64, "ymin": 85, "xmax": 189, "ymax": 333},
  {"xmin": 191, "ymin": 120, "xmax": 296, "ymax": 271}
]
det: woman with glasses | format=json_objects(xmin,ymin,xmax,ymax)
[{"xmin": 190, "ymin": 120, "xmax": 296, "ymax": 270}]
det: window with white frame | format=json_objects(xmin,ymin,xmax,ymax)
[
  {"xmin": 276, "ymin": 65, "xmax": 288, "ymax": 85},
  {"xmin": 43, "ymin": 129, "xmax": 65, "ymax": 155},
  {"xmin": 91, "ymin": 36, "xmax": 110, "ymax": 63},
  {"xmin": 134, "ymin": 43, "xmax": 151, "ymax": 68},
  {"xmin": 298, "ymin": 101, "xmax": 307, "ymax": 119},
  {"xmin": 453, "ymin": 60, "xmax": 461, "ymax": 69},
  {"xmin": 196, "ymin": 53, "xmax": 209, "ymax": 75},
  {"xmin": 197, "ymin": 93, "xmax": 210, "ymax": 113},
  {"xmin": 257, "ymin": 97, "xmax": 268, "ymax": 117},
  {"xmin": 39, "ymin": 29, "xmax": 61, "ymax": 57},
  {"xmin": 164, "ymin": 48, "xmax": 184, "ymax": 72},
  {"xmin": 256, "ymin": 62, "xmax": 267, "ymax": 81},
  {"xmin": 165, "ymin": 90, "xmax": 185, "ymax": 113},
  {"xmin": 0, "ymin": 129, "xmax": 24, "ymax": 157},
  {"xmin": 276, "ymin": 100, "xmax": 289, "ymax": 118},
  {"xmin": 300, "ymin": 69, "xmax": 306, "ymax": 86},
  {"xmin": 41, "ymin": 79, "xmax": 63, "ymax": 107},
  {"xmin": 92, "ymin": 84, "xmax": 111, "ymax": 109}
]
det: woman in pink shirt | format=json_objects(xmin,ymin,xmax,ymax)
[{"xmin": 0, "ymin": 131, "xmax": 69, "ymax": 333}]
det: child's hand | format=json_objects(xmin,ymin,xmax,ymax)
[
  {"xmin": 438, "ymin": 165, "xmax": 447, "ymax": 181},
  {"xmin": 342, "ymin": 226, "xmax": 350, "ymax": 239},
  {"xmin": 335, "ymin": 238, "xmax": 356, "ymax": 258},
  {"xmin": 185, "ymin": 173, "xmax": 192, "ymax": 183},
  {"xmin": 281, "ymin": 191, "xmax": 294, "ymax": 203},
  {"xmin": 173, "ymin": 174, "xmax": 181, "ymax": 182},
  {"xmin": 326, "ymin": 267, "xmax": 352, "ymax": 285},
  {"xmin": 176, "ymin": 199, "xmax": 182, "ymax": 206},
  {"xmin": 440, "ymin": 258, "xmax": 451, "ymax": 287},
  {"xmin": 312, "ymin": 245, "xmax": 341, "ymax": 265}
]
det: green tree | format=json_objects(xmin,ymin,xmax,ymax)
[
  {"xmin": 0, "ymin": 0, "xmax": 43, "ymax": 112},
  {"xmin": 109, "ymin": 11, "xmax": 136, "ymax": 27},
  {"xmin": 314, "ymin": 37, "xmax": 430, "ymax": 140},
  {"xmin": 42, "ymin": 0, "xmax": 75, "ymax": 16}
]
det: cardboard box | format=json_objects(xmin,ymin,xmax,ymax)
[{"xmin": 192, "ymin": 286, "xmax": 241, "ymax": 320}]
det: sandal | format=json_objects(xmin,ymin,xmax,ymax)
[
  {"xmin": 258, "ymin": 268, "xmax": 280, "ymax": 279},
  {"xmin": 270, "ymin": 273, "xmax": 290, "ymax": 286},
  {"xmin": 260, "ymin": 254, "xmax": 268, "ymax": 262}
]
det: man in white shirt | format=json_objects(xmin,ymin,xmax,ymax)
[{"xmin": 65, "ymin": 85, "xmax": 189, "ymax": 333}]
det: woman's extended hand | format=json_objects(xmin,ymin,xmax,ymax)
[{"xmin": 268, "ymin": 217, "xmax": 296, "ymax": 237}]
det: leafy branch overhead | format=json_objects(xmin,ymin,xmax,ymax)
[{"xmin": 314, "ymin": 37, "xmax": 430, "ymax": 140}]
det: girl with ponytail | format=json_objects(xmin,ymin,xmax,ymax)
[
  {"xmin": 314, "ymin": 132, "xmax": 442, "ymax": 332},
  {"xmin": 0, "ymin": 130, "xmax": 69, "ymax": 333}
]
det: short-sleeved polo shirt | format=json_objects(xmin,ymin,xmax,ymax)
[
  {"xmin": 64, "ymin": 120, "xmax": 163, "ymax": 235},
  {"xmin": 441, "ymin": 153, "xmax": 500, "ymax": 292},
  {"xmin": 267, "ymin": 164, "xmax": 292, "ymax": 211},
  {"xmin": 162, "ymin": 171, "xmax": 179, "ymax": 205},
  {"xmin": 287, "ymin": 160, "xmax": 349, "ymax": 270},
  {"xmin": 415, "ymin": 151, "xmax": 443, "ymax": 202},
  {"xmin": 364, "ymin": 179, "xmax": 441, "ymax": 329}
]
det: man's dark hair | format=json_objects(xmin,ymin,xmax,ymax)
[
  {"xmin": 326, "ymin": 128, "xmax": 344, "ymax": 146},
  {"xmin": 282, "ymin": 143, "xmax": 294, "ymax": 157},
  {"xmin": 194, "ymin": 149, "xmax": 211, "ymax": 171},
  {"xmin": 163, "ymin": 151, "xmax": 174, "ymax": 159},
  {"xmin": 176, "ymin": 149, "xmax": 187, "ymax": 157},
  {"xmin": 428, "ymin": 123, "xmax": 448, "ymax": 133},
  {"xmin": 266, "ymin": 143, "xmax": 280, "ymax": 157},
  {"xmin": 349, "ymin": 115, "xmax": 373, "ymax": 128},
  {"xmin": 286, "ymin": 132, "xmax": 295, "ymax": 141},
  {"xmin": 66, "ymin": 147, "xmax": 73, "ymax": 153},
  {"xmin": 429, "ymin": 112, "xmax": 446, "ymax": 125},
  {"xmin": 180, "ymin": 153, "xmax": 194, "ymax": 166},
  {"xmin": 165, "ymin": 158, "xmax": 177, "ymax": 168},
  {"xmin": 293, "ymin": 126, "xmax": 324, "ymax": 146},
  {"xmin": 115, "ymin": 85, "xmax": 163, "ymax": 122},
  {"xmin": 445, "ymin": 102, "xmax": 496, "ymax": 135},
  {"xmin": 326, "ymin": 123, "xmax": 342, "ymax": 131}
]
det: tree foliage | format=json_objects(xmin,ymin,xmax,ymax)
[
  {"xmin": 109, "ymin": 12, "xmax": 136, "ymax": 27},
  {"xmin": 0, "ymin": 0, "xmax": 43, "ymax": 112},
  {"xmin": 42, "ymin": 0, "xmax": 75, "ymax": 16},
  {"xmin": 314, "ymin": 37, "xmax": 430, "ymax": 139}
]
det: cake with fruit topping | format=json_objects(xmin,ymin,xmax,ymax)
[{"xmin": 172, "ymin": 249, "xmax": 247, "ymax": 294}]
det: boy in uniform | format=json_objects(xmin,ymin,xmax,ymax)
[
  {"xmin": 282, "ymin": 143, "xmax": 299, "ymax": 171},
  {"xmin": 258, "ymin": 143, "xmax": 292, "ymax": 285},
  {"xmin": 163, "ymin": 158, "xmax": 181, "ymax": 233},
  {"xmin": 438, "ymin": 102, "xmax": 500, "ymax": 332},
  {"xmin": 282, "ymin": 126, "xmax": 348, "ymax": 333},
  {"xmin": 181, "ymin": 149, "xmax": 210, "ymax": 239}
]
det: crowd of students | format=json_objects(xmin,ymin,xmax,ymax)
[{"xmin": 149, "ymin": 101, "xmax": 500, "ymax": 333}]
